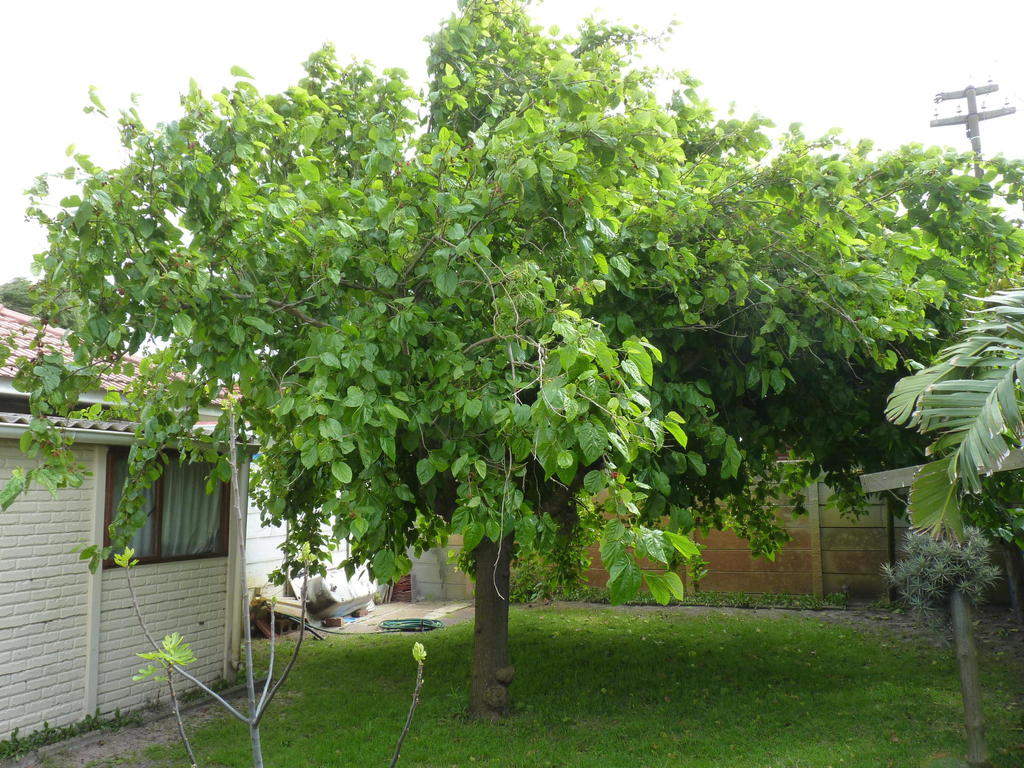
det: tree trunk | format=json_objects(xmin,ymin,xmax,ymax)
[
  {"xmin": 950, "ymin": 589, "xmax": 990, "ymax": 768},
  {"xmin": 999, "ymin": 542, "xmax": 1024, "ymax": 625},
  {"xmin": 469, "ymin": 535, "xmax": 514, "ymax": 721}
]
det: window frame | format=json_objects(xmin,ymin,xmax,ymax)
[{"xmin": 103, "ymin": 447, "xmax": 231, "ymax": 566}]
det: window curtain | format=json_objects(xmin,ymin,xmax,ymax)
[
  {"xmin": 109, "ymin": 456, "xmax": 158, "ymax": 557},
  {"xmin": 161, "ymin": 459, "xmax": 222, "ymax": 557}
]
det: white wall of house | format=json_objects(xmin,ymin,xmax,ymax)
[
  {"xmin": 0, "ymin": 438, "xmax": 241, "ymax": 742},
  {"xmin": 95, "ymin": 559, "xmax": 230, "ymax": 715},
  {"xmin": 245, "ymin": 498, "xmax": 471, "ymax": 604},
  {"xmin": 245, "ymin": 498, "xmax": 287, "ymax": 594},
  {"xmin": 0, "ymin": 441, "xmax": 96, "ymax": 739}
]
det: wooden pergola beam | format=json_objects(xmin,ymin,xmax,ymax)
[{"xmin": 859, "ymin": 450, "xmax": 1024, "ymax": 493}]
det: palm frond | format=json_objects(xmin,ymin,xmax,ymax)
[{"xmin": 888, "ymin": 289, "xmax": 1024, "ymax": 536}]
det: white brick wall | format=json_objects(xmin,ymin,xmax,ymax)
[
  {"xmin": 0, "ymin": 437, "xmax": 238, "ymax": 741},
  {"xmin": 0, "ymin": 441, "xmax": 95, "ymax": 740},
  {"xmin": 96, "ymin": 558, "xmax": 229, "ymax": 715}
]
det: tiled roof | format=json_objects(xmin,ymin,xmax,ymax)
[{"xmin": 0, "ymin": 305, "xmax": 136, "ymax": 392}]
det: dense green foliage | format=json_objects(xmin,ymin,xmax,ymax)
[
  {"xmin": 124, "ymin": 607, "xmax": 1023, "ymax": 768},
  {"xmin": 6, "ymin": 0, "xmax": 1024, "ymax": 599}
]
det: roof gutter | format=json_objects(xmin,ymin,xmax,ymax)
[{"xmin": 0, "ymin": 422, "xmax": 137, "ymax": 446}]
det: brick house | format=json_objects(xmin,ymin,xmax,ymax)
[{"xmin": 0, "ymin": 306, "xmax": 245, "ymax": 741}]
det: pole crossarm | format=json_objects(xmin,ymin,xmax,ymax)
[
  {"xmin": 978, "ymin": 106, "xmax": 1017, "ymax": 121},
  {"xmin": 930, "ymin": 115, "xmax": 968, "ymax": 128},
  {"xmin": 935, "ymin": 83, "xmax": 999, "ymax": 102},
  {"xmin": 930, "ymin": 82, "xmax": 1015, "ymax": 178}
]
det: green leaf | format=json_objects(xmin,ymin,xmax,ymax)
[
  {"xmin": 637, "ymin": 528, "xmax": 669, "ymax": 564},
  {"xmin": 230, "ymin": 65, "xmax": 254, "ymax": 79},
  {"xmin": 606, "ymin": 432, "xmax": 629, "ymax": 462},
  {"xmin": 113, "ymin": 548, "xmax": 137, "ymax": 568},
  {"xmin": 383, "ymin": 402, "xmax": 410, "ymax": 421},
  {"xmin": 331, "ymin": 461, "xmax": 353, "ymax": 485},
  {"xmin": 296, "ymin": 157, "xmax": 321, "ymax": 182},
  {"xmin": 644, "ymin": 571, "xmax": 685, "ymax": 605},
  {"xmin": 441, "ymin": 64, "xmax": 460, "ymax": 88},
  {"xmin": 515, "ymin": 515, "xmax": 537, "ymax": 549},
  {"xmin": 575, "ymin": 421, "xmax": 606, "ymax": 465},
  {"xmin": 462, "ymin": 521, "xmax": 485, "ymax": 552},
  {"xmin": 88, "ymin": 86, "xmax": 106, "ymax": 113},
  {"xmin": 583, "ymin": 469, "xmax": 606, "ymax": 495},
  {"xmin": 342, "ymin": 387, "xmax": 365, "ymax": 407},
  {"xmin": 319, "ymin": 418, "xmax": 345, "ymax": 440},
  {"xmin": 243, "ymin": 316, "xmax": 276, "ymax": 336},
  {"xmin": 664, "ymin": 530, "xmax": 700, "ymax": 558},
  {"xmin": 416, "ymin": 459, "xmax": 435, "ymax": 485},
  {"xmin": 624, "ymin": 341, "xmax": 653, "ymax": 385},
  {"xmin": 721, "ymin": 439, "xmax": 742, "ymax": 479},
  {"xmin": 173, "ymin": 314, "xmax": 194, "ymax": 337},
  {"xmin": 551, "ymin": 149, "xmax": 578, "ymax": 171},
  {"xmin": 620, "ymin": 359, "xmax": 643, "ymax": 386},
  {"xmin": 558, "ymin": 343, "xmax": 579, "ymax": 370},
  {"xmin": 435, "ymin": 270, "xmax": 458, "ymax": 297},
  {"xmin": 524, "ymin": 109, "xmax": 544, "ymax": 133},
  {"xmin": 373, "ymin": 550, "xmax": 397, "ymax": 582},
  {"xmin": 687, "ymin": 453, "xmax": 706, "ymax": 476},
  {"xmin": 607, "ymin": 556, "xmax": 641, "ymax": 605},
  {"xmin": 0, "ymin": 468, "xmax": 26, "ymax": 511}
]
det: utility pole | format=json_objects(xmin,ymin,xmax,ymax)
[{"xmin": 930, "ymin": 83, "xmax": 1016, "ymax": 178}]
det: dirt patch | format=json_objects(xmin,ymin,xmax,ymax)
[{"xmin": 2, "ymin": 701, "xmax": 225, "ymax": 768}]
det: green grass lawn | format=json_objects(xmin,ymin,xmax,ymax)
[{"xmin": 137, "ymin": 605, "xmax": 1023, "ymax": 768}]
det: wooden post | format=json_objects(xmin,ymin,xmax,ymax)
[
  {"xmin": 950, "ymin": 589, "xmax": 990, "ymax": 767},
  {"xmin": 806, "ymin": 483, "xmax": 823, "ymax": 598},
  {"xmin": 884, "ymin": 495, "xmax": 899, "ymax": 604}
]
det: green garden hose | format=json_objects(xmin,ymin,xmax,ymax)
[{"xmin": 378, "ymin": 618, "xmax": 445, "ymax": 632}]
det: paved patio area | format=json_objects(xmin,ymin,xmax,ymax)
[{"xmin": 319, "ymin": 599, "xmax": 474, "ymax": 634}]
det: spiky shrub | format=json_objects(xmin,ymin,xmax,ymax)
[{"xmin": 884, "ymin": 527, "xmax": 1001, "ymax": 619}]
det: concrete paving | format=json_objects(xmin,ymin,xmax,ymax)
[{"xmin": 318, "ymin": 600, "xmax": 474, "ymax": 634}]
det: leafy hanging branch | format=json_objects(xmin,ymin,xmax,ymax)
[{"xmin": 109, "ymin": 404, "xmax": 314, "ymax": 768}]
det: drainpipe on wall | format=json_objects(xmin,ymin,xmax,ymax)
[{"xmin": 82, "ymin": 446, "xmax": 108, "ymax": 718}]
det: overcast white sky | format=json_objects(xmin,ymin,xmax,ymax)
[{"xmin": 2, "ymin": 0, "xmax": 1022, "ymax": 283}]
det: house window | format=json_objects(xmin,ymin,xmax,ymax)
[{"xmin": 105, "ymin": 450, "xmax": 229, "ymax": 563}]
